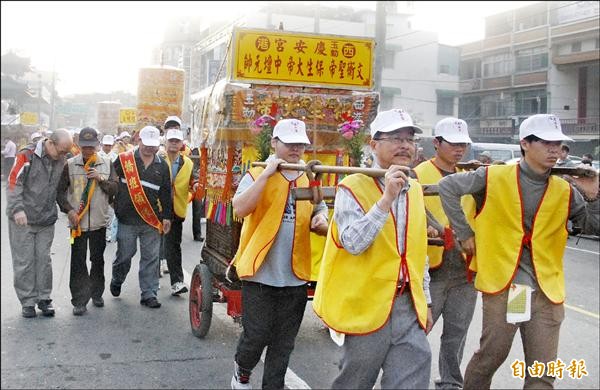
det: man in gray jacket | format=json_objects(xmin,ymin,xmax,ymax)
[
  {"xmin": 6, "ymin": 129, "xmax": 73, "ymax": 318},
  {"xmin": 57, "ymin": 127, "xmax": 118, "ymax": 316}
]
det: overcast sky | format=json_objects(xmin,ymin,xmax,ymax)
[{"xmin": 1, "ymin": 1, "xmax": 537, "ymax": 97}]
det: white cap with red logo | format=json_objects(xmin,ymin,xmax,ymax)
[
  {"xmin": 519, "ymin": 114, "xmax": 572, "ymax": 141},
  {"xmin": 370, "ymin": 109, "xmax": 423, "ymax": 138},
  {"xmin": 272, "ymin": 119, "xmax": 311, "ymax": 144},
  {"xmin": 434, "ymin": 117, "xmax": 472, "ymax": 143}
]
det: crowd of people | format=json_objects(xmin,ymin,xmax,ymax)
[
  {"xmin": 4, "ymin": 115, "xmax": 203, "ymax": 316},
  {"xmin": 3, "ymin": 110, "xmax": 599, "ymax": 390}
]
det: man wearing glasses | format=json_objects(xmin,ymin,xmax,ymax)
[
  {"xmin": 314, "ymin": 109, "xmax": 433, "ymax": 389},
  {"xmin": 230, "ymin": 118, "xmax": 329, "ymax": 389},
  {"xmin": 414, "ymin": 117, "xmax": 477, "ymax": 390},
  {"xmin": 6, "ymin": 129, "xmax": 73, "ymax": 318}
]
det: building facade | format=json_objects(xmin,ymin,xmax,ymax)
[
  {"xmin": 458, "ymin": 1, "xmax": 599, "ymax": 155},
  {"xmin": 155, "ymin": 2, "xmax": 459, "ymax": 135}
]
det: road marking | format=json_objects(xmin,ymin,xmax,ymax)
[
  {"xmin": 184, "ymin": 268, "xmax": 311, "ymax": 389},
  {"xmin": 564, "ymin": 303, "xmax": 600, "ymax": 319},
  {"xmin": 565, "ymin": 246, "xmax": 599, "ymax": 255}
]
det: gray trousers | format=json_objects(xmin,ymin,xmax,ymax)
[
  {"xmin": 332, "ymin": 293, "xmax": 431, "ymax": 389},
  {"xmin": 8, "ymin": 220, "xmax": 55, "ymax": 306},
  {"xmin": 429, "ymin": 258, "xmax": 478, "ymax": 389},
  {"xmin": 111, "ymin": 222, "xmax": 161, "ymax": 301}
]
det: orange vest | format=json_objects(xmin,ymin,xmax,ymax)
[
  {"xmin": 233, "ymin": 167, "xmax": 313, "ymax": 280},
  {"xmin": 313, "ymin": 174, "xmax": 429, "ymax": 334},
  {"xmin": 413, "ymin": 159, "xmax": 476, "ymax": 269},
  {"xmin": 474, "ymin": 164, "xmax": 571, "ymax": 303}
]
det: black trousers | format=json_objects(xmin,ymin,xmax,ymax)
[
  {"xmin": 235, "ymin": 281, "xmax": 307, "ymax": 390},
  {"xmin": 164, "ymin": 217, "xmax": 184, "ymax": 285},
  {"xmin": 70, "ymin": 228, "xmax": 106, "ymax": 306},
  {"xmin": 192, "ymin": 198, "xmax": 205, "ymax": 239}
]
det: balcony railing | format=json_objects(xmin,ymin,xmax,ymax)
[{"xmin": 560, "ymin": 117, "xmax": 600, "ymax": 136}]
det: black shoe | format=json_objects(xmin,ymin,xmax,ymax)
[
  {"xmin": 110, "ymin": 282, "xmax": 121, "ymax": 297},
  {"xmin": 73, "ymin": 305, "xmax": 87, "ymax": 316},
  {"xmin": 92, "ymin": 297, "xmax": 104, "ymax": 307},
  {"xmin": 37, "ymin": 300, "xmax": 55, "ymax": 317},
  {"xmin": 22, "ymin": 306, "xmax": 37, "ymax": 318},
  {"xmin": 193, "ymin": 235, "xmax": 204, "ymax": 242},
  {"xmin": 140, "ymin": 297, "xmax": 161, "ymax": 308}
]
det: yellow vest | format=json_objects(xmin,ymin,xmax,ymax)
[
  {"xmin": 475, "ymin": 164, "xmax": 570, "ymax": 303},
  {"xmin": 233, "ymin": 167, "xmax": 313, "ymax": 280},
  {"xmin": 165, "ymin": 153, "xmax": 194, "ymax": 219},
  {"xmin": 413, "ymin": 159, "xmax": 476, "ymax": 269},
  {"xmin": 313, "ymin": 174, "xmax": 429, "ymax": 334}
]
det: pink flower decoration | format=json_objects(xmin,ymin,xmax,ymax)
[{"xmin": 341, "ymin": 131, "xmax": 354, "ymax": 140}]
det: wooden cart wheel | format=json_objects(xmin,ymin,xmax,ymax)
[{"xmin": 189, "ymin": 263, "xmax": 213, "ymax": 338}]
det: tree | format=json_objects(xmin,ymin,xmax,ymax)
[{"xmin": 1, "ymin": 51, "xmax": 31, "ymax": 79}]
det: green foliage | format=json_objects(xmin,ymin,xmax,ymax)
[
  {"xmin": 255, "ymin": 125, "xmax": 273, "ymax": 162},
  {"xmin": 344, "ymin": 132, "xmax": 368, "ymax": 167}
]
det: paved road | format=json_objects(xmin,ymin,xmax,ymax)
[{"xmin": 1, "ymin": 182, "xmax": 598, "ymax": 389}]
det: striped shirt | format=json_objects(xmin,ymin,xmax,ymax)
[{"xmin": 334, "ymin": 160, "xmax": 431, "ymax": 304}]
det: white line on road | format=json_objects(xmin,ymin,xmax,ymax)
[
  {"xmin": 182, "ymin": 268, "xmax": 311, "ymax": 389},
  {"xmin": 565, "ymin": 246, "xmax": 599, "ymax": 255},
  {"xmin": 564, "ymin": 303, "xmax": 600, "ymax": 319}
]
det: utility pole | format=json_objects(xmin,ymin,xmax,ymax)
[
  {"xmin": 374, "ymin": 1, "xmax": 386, "ymax": 93},
  {"xmin": 49, "ymin": 69, "xmax": 56, "ymax": 130},
  {"xmin": 37, "ymin": 73, "xmax": 42, "ymax": 129},
  {"xmin": 314, "ymin": 1, "xmax": 320, "ymax": 33}
]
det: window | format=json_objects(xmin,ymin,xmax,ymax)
[
  {"xmin": 437, "ymin": 91, "xmax": 455, "ymax": 115},
  {"xmin": 459, "ymin": 96, "xmax": 481, "ymax": 119},
  {"xmin": 515, "ymin": 90, "xmax": 547, "ymax": 115},
  {"xmin": 571, "ymin": 42, "xmax": 582, "ymax": 53},
  {"xmin": 439, "ymin": 64, "xmax": 450, "ymax": 74},
  {"xmin": 515, "ymin": 47, "xmax": 548, "ymax": 73},
  {"xmin": 483, "ymin": 53, "xmax": 511, "ymax": 77},
  {"xmin": 482, "ymin": 94, "xmax": 512, "ymax": 117},
  {"xmin": 460, "ymin": 59, "xmax": 481, "ymax": 80},
  {"xmin": 384, "ymin": 49, "xmax": 395, "ymax": 69},
  {"xmin": 596, "ymin": 38, "xmax": 599, "ymax": 49}
]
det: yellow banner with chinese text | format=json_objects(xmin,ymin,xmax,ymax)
[
  {"xmin": 119, "ymin": 108, "xmax": 137, "ymax": 125},
  {"xmin": 231, "ymin": 28, "xmax": 374, "ymax": 90},
  {"xmin": 20, "ymin": 112, "xmax": 38, "ymax": 125}
]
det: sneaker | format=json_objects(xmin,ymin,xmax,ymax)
[
  {"xmin": 37, "ymin": 300, "xmax": 55, "ymax": 317},
  {"xmin": 160, "ymin": 259, "xmax": 169, "ymax": 274},
  {"xmin": 22, "ymin": 306, "xmax": 37, "ymax": 318},
  {"xmin": 92, "ymin": 297, "xmax": 104, "ymax": 307},
  {"xmin": 193, "ymin": 235, "xmax": 204, "ymax": 242},
  {"xmin": 170, "ymin": 282, "xmax": 188, "ymax": 296},
  {"xmin": 231, "ymin": 361, "xmax": 252, "ymax": 389},
  {"xmin": 110, "ymin": 282, "xmax": 121, "ymax": 297},
  {"xmin": 73, "ymin": 305, "xmax": 87, "ymax": 316},
  {"xmin": 140, "ymin": 297, "xmax": 161, "ymax": 308}
]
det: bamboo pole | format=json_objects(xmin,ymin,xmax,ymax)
[
  {"xmin": 251, "ymin": 161, "xmax": 409, "ymax": 177},
  {"xmin": 456, "ymin": 162, "xmax": 598, "ymax": 178}
]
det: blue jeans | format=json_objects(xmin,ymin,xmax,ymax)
[{"xmin": 111, "ymin": 222, "xmax": 160, "ymax": 301}]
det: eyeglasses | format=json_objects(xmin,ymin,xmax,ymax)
[{"xmin": 374, "ymin": 136, "xmax": 418, "ymax": 145}]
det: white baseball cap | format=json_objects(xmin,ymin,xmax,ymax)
[
  {"xmin": 519, "ymin": 114, "xmax": 572, "ymax": 141},
  {"xmin": 102, "ymin": 134, "xmax": 115, "ymax": 145},
  {"xmin": 272, "ymin": 119, "xmax": 311, "ymax": 144},
  {"xmin": 139, "ymin": 126, "xmax": 161, "ymax": 147},
  {"xmin": 370, "ymin": 109, "xmax": 423, "ymax": 138},
  {"xmin": 30, "ymin": 132, "xmax": 42, "ymax": 141},
  {"xmin": 166, "ymin": 129, "xmax": 184, "ymax": 140},
  {"xmin": 434, "ymin": 117, "xmax": 472, "ymax": 144},
  {"xmin": 119, "ymin": 131, "xmax": 131, "ymax": 139},
  {"xmin": 164, "ymin": 116, "xmax": 182, "ymax": 128}
]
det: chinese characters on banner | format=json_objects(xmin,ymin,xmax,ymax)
[
  {"xmin": 230, "ymin": 28, "xmax": 374, "ymax": 90},
  {"xmin": 20, "ymin": 112, "xmax": 38, "ymax": 125},
  {"xmin": 137, "ymin": 67, "xmax": 185, "ymax": 129},
  {"xmin": 119, "ymin": 108, "xmax": 137, "ymax": 125}
]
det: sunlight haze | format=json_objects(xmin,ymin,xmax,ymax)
[{"xmin": 1, "ymin": 1, "xmax": 537, "ymax": 96}]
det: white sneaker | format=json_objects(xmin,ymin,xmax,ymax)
[
  {"xmin": 170, "ymin": 282, "xmax": 188, "ymax": 296},
  {"xmin": 160, "ymin": 259, "xmax": 169, "ymax": 275},
  {"xmin": 231, "ymin": 362, "xmax": 252, "ymax": 390}
]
